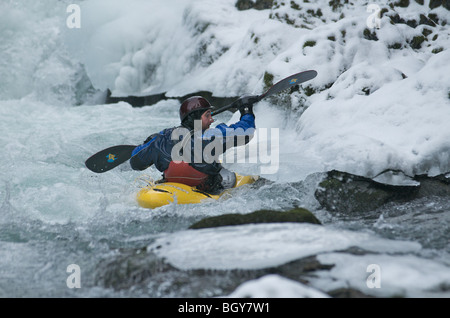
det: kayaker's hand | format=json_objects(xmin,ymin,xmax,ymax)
[{"xmin": 235, "ymin": 95, "xmax": 258, "ymax": 118}]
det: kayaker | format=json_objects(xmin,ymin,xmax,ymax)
[{"xmin": 130, "ymin": 96, "xmax": 257, "ymax": 194}]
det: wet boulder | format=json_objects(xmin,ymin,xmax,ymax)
[
  {"xmin": 189, "ymin": 207, "xmax": 321, "ymax": 229},
  {"xmin": 314, "ymin": 170, "xmax": 450, "ymax": 213},
  {"xmin": 314, "ymin": 170, "xmax": 418, "ymax": 213}
]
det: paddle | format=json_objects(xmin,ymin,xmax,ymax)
[
  {"xmin": 85, "ymin": 70, "xmax": 317, "ymax": 173},
  {"xmin": 211, "ymin": 70, "xmax": 317, "ymax": 116},
  {"xmin": 85, "ymin": 145, "xmax": 137, "ymax": 173}
]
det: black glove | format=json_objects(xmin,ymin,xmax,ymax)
[
  {"xmin": 235, "ymin": 95, "xmax": 259, "ymax": 119},
  {"xmin": 197, "ymin": 174, "xmax": 223, "ymax": 195}
]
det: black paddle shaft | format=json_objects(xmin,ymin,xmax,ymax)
[{"xmin": 211, "ymin": 70, "xmax": 317, "ymax": 116}]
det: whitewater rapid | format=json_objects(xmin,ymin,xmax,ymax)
[{"xmin": 1, "ymin": 0, "xmax": 449, "ymax": 298}]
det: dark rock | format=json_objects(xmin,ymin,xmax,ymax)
[
  {"xmin": 329, "ymin": 0, "xmax": 345, "ymax": 12},
  {"xmin": 363, "ymin": 28, "xmax": 379, "ymax": 41},
  {"xmin": 95, "ymin": 245, "xmax": 379, "ymax": 297},
  {"xmin": 189, "ymin": 208, "xmax": 321, "ymax": 229},
  {"xmin": 422, "ymin": 28, "xmax": 433, "ymax": 36},
  {"xmin": 235, "ymin": 0, "xmax": 273, "ymax": 11},
  {"xmin": 314, "ymin": 170, "xmax": 450, "ymax": 213},
  {"xmin": 314, "ymin": 170, "xmax": 419, "ymax": 213},
  {"xmin": 263, "ymin": 71, "xmax": 274, "ymax": 92},
  {"xmin": 328, "ymin": 288, "xmax": 375, "ymax": 298},
  {"xmin": 274, "ymin": 256, "xmax": 334, "ymax": 279},
  {"xmin": 389, "ymin": 13, "xmax": 406, "ymax": 25},
  {"xmin": 94, "ymin": 248, "xmax": 175, "ymax": 290},
  {"xmin": 409, "ymin": 35, "xmax": 426, "ymax": 49},
  {"xmin": 105, "ymin": 89, "xmax": 167, "ymax": 107},
  {"xmin": 429, "ymin": 0, "xmax": 448, "ymax": 9},
  {"xmin": 415, "ymin": 174, "xmax": 450, "ymax": 197},
  {"xmin": 93, "ymin": 221, "xmax": 398, "ymax": 297},
  {"xmin": 104, "ymin": 88, "xmax": 239, "ymax": 110},
  {"xmin": 419, "ymin": 14, "xmax": 437, "ymax": 27},
  {"xmin": 388, "ymin": 42, "xmax": 403, "ymax": 49},
  {"xmin": 94, "ymin": 245, "xmax": 334, "ymax": 296},
  {"xmin": 303, "ymin": 40, "xmax": 317, "ymax": 48},
  {"xmin": 406, "ymin": 19, "xmax": 418, "ymax": 28},
  {"xmin": 428, "ymin": 13, "xmax": 440, "ymax": 25},
  {"xmin": 388, "ymin": 11, "xmax": 442, "ymax": 28},
  {"xmin": 393, "ymin": 0, "xmax": 410, "ymax": 7}
]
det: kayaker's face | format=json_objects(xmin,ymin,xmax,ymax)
[{"xmin": 201, "ymin": 110, "xmax": 214, "ymax": 130}]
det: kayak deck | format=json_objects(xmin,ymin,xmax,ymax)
[{"xmin": 137, "ymin": 174, "xmax": 258, "ymax": 209}]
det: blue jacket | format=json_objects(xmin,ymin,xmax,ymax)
[{"xmin": 130, "ymin": 114, "xmax": 255, "ymax": 175}]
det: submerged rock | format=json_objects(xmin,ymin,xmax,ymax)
[
  {"xmin": 94, "ymin": 248, "xmax": 175, "ymax": 290},
  {"xmin": 189, "ymin": 207, "xmax": 321, "ymax": 229},
  {"xmin": 94, "ymin": 243, "xmax": 375, "ymax": 297},
  {"xmin": 414, "ymin": 173, "xmax": 450, "ymax": 197},
  {"xmin": 328, "ymin": 288, "xmax": 375, "ymax": 298},
  {"xmin": 314, "ymin": 170, "xmax": 450, "ymax": 213}
]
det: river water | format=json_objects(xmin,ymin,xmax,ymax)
[
  {"xmin": 1, "ymin": 0, "xmax": 449, "ymax": 298},
  {"xmin": 1, "ymin": 99, "xmax": 449, "ymax": 298}
]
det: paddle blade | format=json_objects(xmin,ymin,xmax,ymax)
[
  {"xmin": 85, "ymin": 145, "xmax": 137, "ymax": 173},
  {"xmin": 211, "ymin": 70, "xmax": 317, "ymax": 116},
  {"xmin": 261, "ymin": 70, "xmax": 317, "ymax": 99}
]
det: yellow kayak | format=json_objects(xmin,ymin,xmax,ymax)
[{"xmin": 137, "ymin": 174, "xmax": 259, "ymax": 209}]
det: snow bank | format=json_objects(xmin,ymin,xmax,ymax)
[
  {"xmin": 226, "ymin": 274, "xmax": 330, "ymax": 298},
  {"xmin": 146, "ymin": 222, "xmax": 450, "ymax": 297},
  {"xmin": 65, "ymin": 0, "xmax": 278, "ymax": 96},
  {"xmin": 62, "ymin": 0, "xmax": 450, "ymax": 177},
  {"xmin": 312, "ymin": 253, "xmax": 450, "ymax": 298},
  {"xmin": 297, "ymin": 51, "xmax": 450, "ymax": 178},
  {"xmin": 147, "ymin": 223, "xmax": 420, "ymax": 270}
]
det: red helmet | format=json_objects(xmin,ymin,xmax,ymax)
[{"xmin": 179, "ymin": 96, "xmax": 212, "ymax": 122}]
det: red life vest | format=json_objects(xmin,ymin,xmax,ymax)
[{"xmin": 164, "ymin": 161, "xmax": 209, "ymax": 186}]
